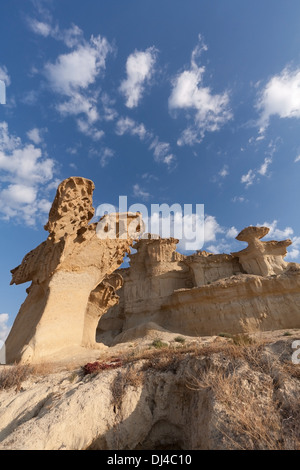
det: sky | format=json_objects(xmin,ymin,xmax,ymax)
[{"xmin": 1, "ymin": 0, "xmax": 300, "ymax": 344}]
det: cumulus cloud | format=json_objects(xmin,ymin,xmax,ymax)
[
  {"xmin": 27, "ymin": 127, "xmax": 46, "ymax": 145},
  {"xmin": 256, "ymin": 67, "xmax": 300, "ymax": 133},
  {"xmin": 42, "ymin": 29, "xmax": 113, "ymax": 137},
  {"xmin": 226, "ymin": 226, "xmax": 239, "ymax": 238},
  {"xmin": 119, "ymin": 47, "xmax": 158, "ymax": 108},
  {"xmin": 258, "ymin": 220, "xmax": 294, "ymax": 240},
  {"xmin": 0, "ymin": 122, "xmax": 55, "ymax": 225},
  {"xmin": 45, "ymin": 36, "xmax": 110, "ymax": 94},
  {"xmin": 169, "ymin": 35, "xmax": 232, "ymax": 146}
]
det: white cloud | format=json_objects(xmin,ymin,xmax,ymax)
[
  {"xmin": 219, "ymin": 165, "xmax": 229, "ymax": 178},
  {"xmin": 204, "ymin": 215, "xmax": 224, "ymax": 243},
  {"xmin": 0, "ymin": 122, "xmax": 55, "ymax": 225},
  {"xmin": 294, "ymin": 155, "xmax": 300, "ymax": 163},
  {"xmin": 100, "ymin": 147, "xmax": 115, "ymax": 167},
  {"xmin": 28, "ymin": 12, "xmax": 84, "ymax": 48},
  {"xmin": 101, "ymin": 93, "xmax": 118, "ymax": 121},
  {"xmin": 119, "ymin": 47, "xmax": 158, "ymax": 108},
  {"xmin": 257, "ymin": 156, "xmax": 272, "ymax": 176},
  {"xmin": 169, "ymin": 36, "xmax": 232, "ymax": 146},
  {"xmin": 241, "ymin": 156, "xmax": 272, "ymax": 188},
  {"xmin": 114, "ymin": 114, "xmax": 177, "ymax": 168},
  {"xmin": 57, "ymin": 92, "xmax": 99, "ymax": 123},
  {"xmin": 285, "ymin": 235, "xmax": 300, "ymax": 260},
  {"xmin": 0, "ymin": 313, "xmax": 10, "ymax": 347},
  {"xmin": 258, "ymin": 220, "xmax": 294, "ymax": 240},
  {"xmin": 232, "ymin": 196, "xmax": 246, "ymax": 203},
  {"xmin": 115, "ymin": 117, "xmax": 148, "ymax": 140},
  {"xmin": 76, "ymin": 118, "xmax": 104, "ymax": 141},
  {"xmin": 45, "ymin": 36, "xmax": 111, "ymax": 94},
  {"xmin": 43, "ymin": 33, "xmax": 113, "ymax": 138},
  {"xmin": 256, "ymin": 67, "xmax": 300, "ymax": 132},
  {"xmin": 241, "ymin": 169, "xmax": 255, "ymax": 187},
  {"xmin": 28, "ymin": 18, "xmax": 53, "ymax": 37},
  {"xmin": 256, "ymin": 220, "xmax": 300, "ymax": 261},
  {"xmin": 149, "ymin": 137, "xmax": 176, "ymax": 167},
  {"xmin": 115, "ymin": 117, "xmax": 176, "ymax": 167},
  {"xmin": 27, "ymin": 127, "xmax": 46, "ymax": 145},
  {"xmin": 0, "ymin": 65, "xmax": 11, "ymax": 86},
  {"xmin": 226, "ymin": 226, "xmax": 238, "ymax": 238},
  {"xmin": 133, "ymin": 184, "xmax": 150, "ymax": 200}
]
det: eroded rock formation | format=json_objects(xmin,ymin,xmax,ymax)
[
  {"xmin": 96, "ymin": 228, "xmax": 300, "ymax": 344},
  {"xmin": 4, "ymin": 176, "xmax": 300, "ymax": 364},
  {"xmin": 5, "ymin": 177, "xmax": 143, "ymax": 364}
]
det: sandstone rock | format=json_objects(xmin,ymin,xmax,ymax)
[
  {"xmin": 97, "ymin": 230, "xmax": 300, "ymax": 344},
  {"xmin": 5, "ymin": 177, "xmax": 143, "ymax": 364},
  {"xmin": 4, "ymin": 176, "xmax": 300, "ymax": 364},
  {"xmin": 232, "ymin": 225, "xmax": 292, "ymax": 276}
]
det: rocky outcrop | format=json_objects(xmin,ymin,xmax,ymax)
[
  {"xmin": 96, "ymin": 228, "xmax": 300, "ymax": 344},
  {"xmin": 0, "ymin": 333, "xmax": 299, "ymax": 450},
  {"xmin": 232, "ymin": 226, "xmax": 292, "ymax": 276},
  {"xmin": 5, "ymin": 177, "xmax": 143, "ymax": 364},
  {"xmin": 4, "ymin": 175, "xmax": 300, "ymax": 364}
]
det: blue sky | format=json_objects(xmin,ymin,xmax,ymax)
[{"xmin": 1, "ymin": 0, "xmax": 300, "ymax": 343}]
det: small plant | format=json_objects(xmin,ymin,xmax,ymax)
[
  {"xmin": 174, "ymin": 336, "xmax": 185, "ymax": 344},
  {"xmin": 152, "ymin": 339, "xmax": 168, "ymax": 349},
  {"xmin": 231, "ymin": 333, "xmax": 254, "ymax": 346},
  {"xmin": 0, "ymin": 364, "xmax": 33, "ymax": 391},
  {"xmin": 283, "ymin": 331, "xmax": 292, "ymax": 336}
]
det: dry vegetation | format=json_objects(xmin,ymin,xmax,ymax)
[
  {"xmin": 0, "ymin": 362, "xmax": 56, "ymax": 392},
  {"xmin": 1, "ymin": 333, "xmax": 299, "ymax": 450}
]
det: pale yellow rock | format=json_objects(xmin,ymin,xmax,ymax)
[
  {"xmin": 97, "ymin": 230, "xmax": 300, "ymax": 343},
  {"xmin": 232, "ymin": 226, "xmax": 292, "ymax": 276},
  {"xmin": 5, "ymin": 177, "xmax": 143, "ymax": 364},
  {"xmin": 5, "ymin": 177, "xmax": 300, "ymax": 364}
]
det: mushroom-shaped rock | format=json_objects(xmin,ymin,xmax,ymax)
[
  {"xmin": 5, "ymin": 177, "xmax": 144, "ymax": 364},
  {"xmin": 232, "ymin": 226, "xmax": 292, "ymax": 276}
]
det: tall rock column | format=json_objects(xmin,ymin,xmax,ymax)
[{"xmin": 5, "ymin": 177, "xmax": 143, "ymax": 363}]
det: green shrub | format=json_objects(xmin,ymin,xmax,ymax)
[
  {"xmin": 174, "ymin": 336, "xmax": 185, "ymax": 344},
  {"xmin": 152, "ymin": 339, "xmax": 168, "ymax": 349}
]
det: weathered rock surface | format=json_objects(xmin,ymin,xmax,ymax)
[
  {"xmin": 5, "ymin": 177, "xmax": 143, "ymax": 364},
  {"xmin": 96, "ymin": 230, "xmax": 300, "ymax": 345},
  {"xmin": 4, "ymin": 176, "xmax": 300, "ymax": 365},
  {"xmin": 0, "ymin": 332, "xmax": 299, "ymax": 450}
]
